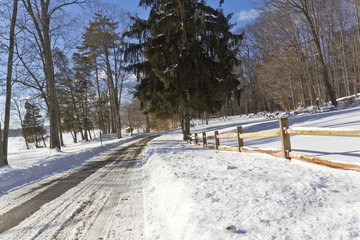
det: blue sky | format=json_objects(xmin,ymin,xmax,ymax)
[{"xmin": 102, "ymin": 0, "xmax": 259, "ymax": 27}]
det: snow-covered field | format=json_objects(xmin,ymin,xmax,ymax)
[
  {"xmin": 143, "ymin": 134, "xmax": 360, "ymax": 239},
  {"xmin": 190, "ymin": 105, "xmax": 360, "ymax": 165},
  {"xmin": 0, "ymin": 99, "xmax": 360, "ymax": 239},
  {"xmin": 142, "ymin": 104, "xmax": 360, "ymax": 239}
]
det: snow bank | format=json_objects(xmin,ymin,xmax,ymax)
[
  {"xmin": 143, "ymin": 133, "xmax": 360, "ymax": 239},
  {"xmin": 143, "ymin": 139, "xmax": 198, "ymax": 239}
]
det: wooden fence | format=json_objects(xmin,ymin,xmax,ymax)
[{"xmin": 188, "ymin": 118, "xmax": 360, "ymax": 171}]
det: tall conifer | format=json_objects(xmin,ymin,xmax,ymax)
[{"xmin": 125, "ymin": 0, "xmax": 242, "ymax": 140}]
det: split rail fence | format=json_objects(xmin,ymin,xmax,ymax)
[{"xmin": 188, "ymin": 118, "xmax": 360, "ymax": 171}]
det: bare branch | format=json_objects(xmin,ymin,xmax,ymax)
[{"xmin": 49, "ymin": 0, "xmax": 86, "ymax": 17}]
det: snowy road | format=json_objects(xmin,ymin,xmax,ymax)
[{"xmin": 0, "ymin": 137, "xmax": 156, "ymax": 240}]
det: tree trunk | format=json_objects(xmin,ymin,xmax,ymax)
[
  {"xmin": 337, "ymin": 8, "xmax": 350, "ymax": 96},
  {"xmin": 3, "ymin": 0, "xmax": 19, "ymax": 164},
  {"xmin": 353, "ymin": 0, "xmax": 360, "ymax": 95},
  {"xmin": 104, "ymin": 47, "xmax": 121, "ymax": 139},
  {"xmin": 0, "ymin": 123, "xmax": 5, "ymax": 167},
  {"xmin": 183, "ymin": 106, "xmax": 190, "ymax": 141},
  {"xmin": 180, "ymin": 114, "xmax": 184, "ymax": 134},
  {"xmin": 145, "ymin": 114, "xmax": 150, "ymax": 133},
  {"xmin": 71, "ymin": 129, "xmax": 77, "ymax": 143},
  {"xmin": 57, "ymin": 104, "xmax": 64, "ymax": 146},
  {"xmin": 41, "ymin": 1, "xmax": 61, "ymax": 149},
  {"xmin": 301, "ymin": 4, "xmax": 337, "ymax": 106},
  {"xmin": 95, "ymin": 59, "xmax": 105, "ymax": 132},
  {"xmin": 204, "ymin": 112, "xmax": 208, "ymax": 125},
  {"xmin": 42, "ymin": 134, "xmax": 47, "ymax": 147}
]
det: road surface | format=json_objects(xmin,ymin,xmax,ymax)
[{"xmin": 0, "ymin": 137, "xmax": 156, "ymax": 240}]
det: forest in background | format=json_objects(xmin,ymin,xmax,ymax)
[{"xmin": 236, "ymin": 0, "xmax": 360, "ymax": 114}]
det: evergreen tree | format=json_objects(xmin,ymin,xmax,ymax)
[
  {"xmin": 54, "ymin": 49, "xmax": 82, "ymax": 143},
  {"xmin": 73, "ymin": 53, "xmax": 96, "ymax": 141},
  {"xmin": 22, "ymin": 102, "xmax": 47, "ymax": 148},
  {"xmin": 125, "ymin": 0, "xmax": 242, "ymax": 140},
  {"xmin": 54, "ymin": 50, "xmax": 97, "ymax": 143}
]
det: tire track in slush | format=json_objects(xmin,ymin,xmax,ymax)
[{"xmin": 0, "ymin": 136, "xmax": 156, "ymax": 235}]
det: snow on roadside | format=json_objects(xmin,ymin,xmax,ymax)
[
  {"xmin": 0, "ymin": 134, "xmax": 137, "ymax": 194},
  {"xmin": 142, "ymin": 133, "xmax": 360, "ymax": 239}
]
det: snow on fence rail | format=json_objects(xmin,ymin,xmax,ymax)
[{"xmin": 188, "ymin": 118, "xmax": 360, "ymax": 171}]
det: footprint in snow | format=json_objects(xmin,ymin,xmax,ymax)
[
  {"xmin": 226, "ymin": 225, "xmax": 246, "ymax": 234},
  {"xmin": 227, "ymin": 165, "xmax": 238, "ymax": 170}
]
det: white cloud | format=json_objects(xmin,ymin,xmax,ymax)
[{"xmin": 236, "ymin": 9, "xmax": 260, "ymax": 21}]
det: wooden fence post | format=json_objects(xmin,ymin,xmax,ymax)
[
  {"xmin": 279, "ymin": 118, "xmax": 291, "ymax": 159},
  {"xmin": 236, "ymin": 126, "xmax": 243, "ymax": 152},
  {"xmin": 215, "ymin": 131, "xmax": 220, "ymax": 150},
  {"xmin": 203, "ymin": 132, "xmax": 207, "ymax": 147},
  {"xmin": 195, "ymin": 133, "xmax": 198, "ymax": 144}
]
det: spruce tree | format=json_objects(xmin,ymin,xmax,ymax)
[
  {"xmin": 54, "ymin": 50, "xmax": 82, "ymax": 143},
  {"xmin": 22, "ymin": 102, "xmax": 47, "ymax": 148},
  {"xmin": 73, "ymin": 53, "xmax": 96, "ymax": 141},
  {"xmin": 125, "ymin": 0, "xmax": 242, "ymax": 140}
]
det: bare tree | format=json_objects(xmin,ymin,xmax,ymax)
[
  {"xmin": 265, "ymin": 0, "xmax": 338, "ymax": 106},
  {"xmin": 20, "ymin": 0, "xmax": 85, "ymax": 150},
  {"xmin": 12, "ymin": 97, "xmax": 29, "ymax": 149}
]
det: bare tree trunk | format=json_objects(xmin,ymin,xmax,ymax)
[
  {"xmin": 145, "ymin": 114, "xmax": 150, "ymax": 133},
  {"xmin": 24, "ymin": 138, "xmax": 29, "ymax": 150},
  {"xmin": 94, "ymin": 59, "xmax": 105, "ymax": 132},
  {"xmin": 204, "ymin": 112, "xmax": 208, "ymax": 125},
  {"xmin": 353, "ymin": 0, "xmax": 360, "ymax": 95},
  {"xmin": 289, "ymin": 69, "xmax": 296, "ymax": 110},
  {"xmin": 43, "ymin": 19, "xmax": 61, "ymax": 149},
  {"xmin": 22, "ymin": 0, "xmax": 82, "ymax": 149},
  {"xmin": 22, "ymin": 0, "xmax": 61, "ymax": 149},
  {"xmin": 42, "ymin": 134, "xmax": 47, "ymax": 147},
  {"xmin": 104, "ymin": 47, "xmax": 121, "ymax": 139},
  {"xmin": 57, "ymin": 104, "xmax": 64, "ymax": 146},
  {"xmin": 71, "ymin": 129, "xmax": 77, "ymax": 143},
  {"xmin": 180, "ymin": 114, "xmax": 184, "ymax": 134},
  {"xmin": 183, "ymin": 106, "xmax": 190, "ymax": 141},
  {"xmin": 300, "ymin": 1, "xmax": 337, "ymax": 106},
  {"xmin": 3, "ymin": 0, "xmax": 19, "ymax": 164},
  {"xmin": 0, "ymin": 123, "xmax": 5, "ymax": 166},
  {"xmin": 336, "ymin": 3, "xmax": 350, "ymax": 96}
]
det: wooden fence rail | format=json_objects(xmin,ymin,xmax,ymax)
[{"xmin": 188, "ymin": 118, "xmax": 360, "ymax": 171}]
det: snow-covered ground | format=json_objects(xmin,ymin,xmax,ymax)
[
  {"xmin": 142, "ymin": 104, "xmax": 360, "ymax": 239},
  {"xmin": 0, "ymin": 99, "xmax": 360, "ymax": 239},
  {"xmin": 1, "ymin": 131, "xmax": 139, "ymax": 194},
  {"xmin": 190, "ymin": 105, "xmax": 360, "ymax": 165},
  {"xmin": 143, "ymin": 134, "xmax": 360, "ymax": 239}
]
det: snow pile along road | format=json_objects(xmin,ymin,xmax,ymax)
[{"xmin": 142, "ymin": 133, "xmax": 360, "ymax": 239}]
